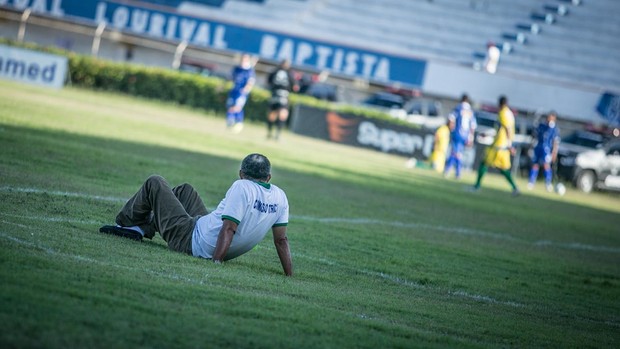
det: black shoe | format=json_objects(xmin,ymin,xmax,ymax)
[{"xmin": 99, "ymin": 225, "xmax": 143, "ymax": 241}]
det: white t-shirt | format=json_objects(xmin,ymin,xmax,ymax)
[
  {"xmin": 192, "ymin": 179, "xmax": 289, "ymax": 260},
  {"xmin": 485, "ymin": 45, "xmax": 501, "ymax": 74}
]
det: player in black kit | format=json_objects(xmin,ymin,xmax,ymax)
[{"xmin": 266, "ymin": 59, "xmax": 297, "ymax": 140}]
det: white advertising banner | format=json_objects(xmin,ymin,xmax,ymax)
[{"xmin": 0, "ymin": 45, "xmax": 68, "ymax": 89}]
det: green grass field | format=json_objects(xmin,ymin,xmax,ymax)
[{"xmin": 1, "ymin": 79, "xmax": 619, "ymax": 348}]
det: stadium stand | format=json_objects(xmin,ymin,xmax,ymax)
[
  {"xmin": 180, "ymin": 0, "xmax": 620, "ymax": 92},
  {"xmin": 148, "ymin": 0, "xmax": 227, "ymax": 7},
  {"xmin": 497, "ymin": 0, "xmax": 620, "ymax": 89}
]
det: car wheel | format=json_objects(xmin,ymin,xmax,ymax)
[{"xmin": 576, "ymin": 170, "xmax": 595, "ymax": 193}]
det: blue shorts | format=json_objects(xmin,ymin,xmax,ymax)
[
  {"xmin": 226, "ymin": 93, "xmax": 248, "ymax": 110},
  {"xmin": 531, "ymin": 147, "xmax": 552, "ymax": 165},
  {"xmin": 450, "ymin": 140, "xmax": 466, "ymax": 156}
]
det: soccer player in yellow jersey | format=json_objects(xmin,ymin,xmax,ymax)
[
  {"xmin": 472, "ymin": 95, "xmax": 520, "ymax": 196},
  {"xmin": 430, "ymin": 117, "xmax": 454, "ymax": 173}
]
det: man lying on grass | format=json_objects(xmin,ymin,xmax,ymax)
[{"xmin": 99, "ymin": 153, "xmax": 293, "ymax": 276}]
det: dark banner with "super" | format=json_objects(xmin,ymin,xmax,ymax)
[{"xmin": 290, "ymin": 105, "xmax": 435, "ymax": 159}]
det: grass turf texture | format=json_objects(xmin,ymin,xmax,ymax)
[{"xmin": 0, "ymin": 80, "xmax": 619, "ymax": 348}]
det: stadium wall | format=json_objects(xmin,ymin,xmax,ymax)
[
  {"xmin": 0, "ymin": 0, "xmax": 427, "ymax": 86},
  {"xmin": 0, "ymin": 0, "xmax": 616, "ymax": 126}
]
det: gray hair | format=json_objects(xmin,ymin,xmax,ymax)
[{"xmin": 240, "ymin": 153, "xmax": 271, "ymax": 180}]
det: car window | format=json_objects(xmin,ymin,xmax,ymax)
[
  {"xmin": 562, "ymin": 132, "xmax": 604, "ymax": 148},
  {"xmin": 475, "ymin": 112, "xmax": 497, "ymax": 128},
  {"xmin": 364, "ymin": 95, "xmax": 403, "ymax": 109},
  {"xmin": 477, "ymin": 118, "xmax": 496, "ymax": 128},
  {"xmin": 607, "ymin": 145, "xmax": 620, "ymax": 156},
  {"xmin": 428, "ymin": 103, "xmax": 439, "ymax": 116},
  {"xmin": 406, "ymin": 100, "xmax": 441, "ymax": 116},
  {"xmin": 377, "ymin": 100, "xmax": 403, "ymax": 108},
  {"xmin": 407, "ymin": 102, "xmax": 422, "ymax": 114},
  {"xmin": 308, "ymin": 84, "xmax": 338, "ymax": 102}
]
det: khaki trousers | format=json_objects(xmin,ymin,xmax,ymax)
[{"xmin": 115, "ymin": 175, "xmax": 209, "ymax": 255}]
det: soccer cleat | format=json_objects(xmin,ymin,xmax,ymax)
[
  {"xmin": 466, "ymin": 186, "xmax": 480, "ymax": 193},
  {"xmin": 511, "ymin": 189, "xmax": 521, "ymax": 197},
  {"xmin": 99, "ymin": 225, "xmax": 143, "ymax": 241},
  {"xmin": 546, "ymin": 184, "xmax": 553, "ymax": 192},
  {"xmin": 527, "ymin": 182, "xmax": 534, "ymax": 190}
]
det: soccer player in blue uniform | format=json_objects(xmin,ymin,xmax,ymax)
[
  {"xmin": 528, "ymin": 111, "xmax": 560, "ymax": 191},
  {"xmin": 226, "ymin": 54, "xmax": 256, "ymax": 133},
  {"xmin": 444, "ymin": 94, "xmax": 477, "ymax": 179}
]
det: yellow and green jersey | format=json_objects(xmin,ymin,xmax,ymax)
[
  {"xmin": 434, "ymin": 124, "xmax": 451, "ymax": 154},
  {"xmin": 492, "ymin": 106, "xmax": 515, "ymax": 149}
]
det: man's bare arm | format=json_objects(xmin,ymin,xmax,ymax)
[
  {"xmin": 212, "ymin": 219, "xmax": 238, "ymax": 262},
  {"xmin": 272, "ymin": 226, "xmax": 293, "ymax": 276}
]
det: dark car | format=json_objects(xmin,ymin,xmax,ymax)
[
  {"xmin": 178, "ymin": 59, "xmax": 229, "ymax": 79},
  {"xmin": 361, "ymin": 92, "xmax": 446, "ymax": 129},
  {"xmin": 402, "ymin": 98, "xmax": 446, "ymax": 129},
  {"xmin": 305, "ymin": 83, "xmax": 341, "ymax": 102},
  {"xmin": 361, "ymin": 92, "xmax": 407, "ymax": 118},
  {"xmin": 556, "ymin": 131, "xmax": 620, "ymax": 193}
]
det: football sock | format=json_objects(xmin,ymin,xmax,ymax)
[
  {"xmin": 275, "ymin": 119, "xmax": 284, "ymax": 138},
  {"xmin": 529, "ymin": 167, "xmax": 539, "ymax": 184},
  {"xmin": 235, "ymin": 111, "xmax": 244, "ymax": 124},
  {"xmin": 454, "ymin": 157, "xmax": 462, "ymax": 179},
  {"xmin": 474, "ymin": 164, "xmax": 487, "ymax": 188},
  {"xmin": 544, "ymin": 168, "xmax": 553, "ymax": 186},
  {"xmin": 267, "ymin": 120, "xmax": 274, "ymax": 136},
  {"xmin": 442, "ymin": 159, "xmax": 449, "ymax": 175},
  {"xmin": 443, "ymin": 156, "xmax": 454, "ymax": 175},
  {"xmin": 500, "ymin": 169, "xmax": 518, "ymax": 191},
  {"xmin": 226, "ymin": 113, "xmax": 235, "ymax": 127}
]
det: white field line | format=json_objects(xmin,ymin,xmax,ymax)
[
  {"xmin": 2, "ymin": 186, "xmax": 619, "ymax": 254},
  {"xmin": 534, "ymin": 240, "xmax": 620, "ymax": 254},
  {"xmin": 0, "ymin": 228, "xmax": 522, "ymax": 310},
  {"xmin": 0, "ymin": 232, "xmax": 523, "ymax": 345},
  {"xmin": 0, "ymin": 186, "xmax": 125, "ymax": 203},
  {"xmin": 0, "ymin": 212, "xmax": 102, "ymax": 226},
  {"xmin": 1, "ymin": 219, "xmax": 29, "ymax": 229},
  {"xmin": 3, "ymin": 232, "xmax": 618, "ymax": 333},
  {"xmin": 1, "ymin": 231, "xmax": 56, "ymax": 254},
  {"xmin": 294, "ymin": 215, "xmax": 524, "ymax": 242},
  {"xmin": 0, "ymin": 231, "xmax": 207, "ymax": 286},
  {"xmin": 294, "ymin": 252, "xmax": 524, "ymax": 308},
  {"xmin": 364, "ymin": 269, "xmax": 525, "ymax": 308}
]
